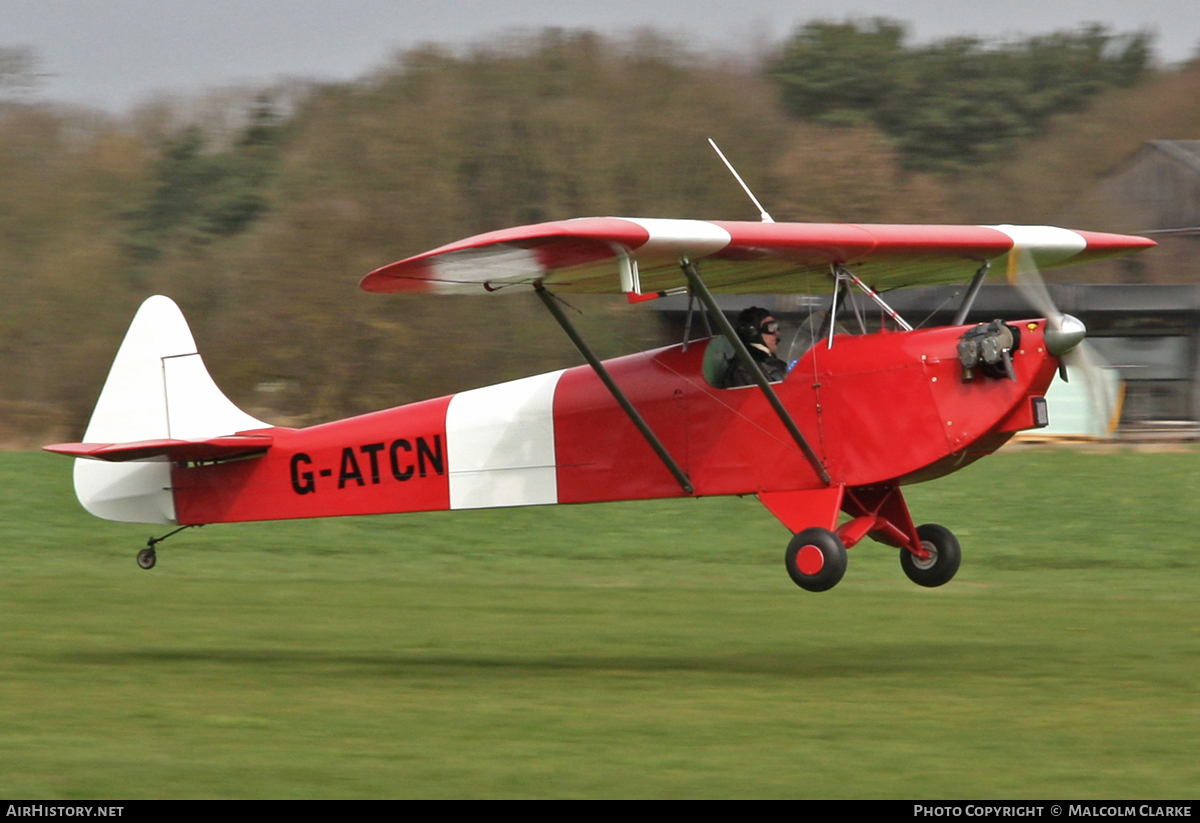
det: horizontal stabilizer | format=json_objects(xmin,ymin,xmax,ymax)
[{"xmin": 45, "ymin": 435, "xmax": 273, "ymax": 463}]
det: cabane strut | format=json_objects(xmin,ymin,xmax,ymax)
[{"xmin": 951, "ymin": 261, "xmax": 991, "ymax": 326}]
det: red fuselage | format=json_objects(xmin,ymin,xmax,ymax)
[{"xmin": 169, "ymin": 321, "xmax": 1058, "ymax": 528}]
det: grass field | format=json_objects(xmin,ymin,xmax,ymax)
[{"xmin": 1, "ymin": 447, "xmax": 1198, "ymax": 798}]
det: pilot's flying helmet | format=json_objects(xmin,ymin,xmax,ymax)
[{"xmin": 735, "ymin": 306, "xmax": 775, "ymax": 346}]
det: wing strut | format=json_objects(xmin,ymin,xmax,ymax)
[
  {"xmin": 679, "ymin": 259, "xmax": 832, "ymax": 486},
  {"xmin": 534, "ymin": 283, "xmax": 694, "ymax": 495}
]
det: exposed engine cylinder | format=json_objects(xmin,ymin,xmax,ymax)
[{"xmin": 957, "ymin": 319, "xmax": 1020, "ymax": 382}]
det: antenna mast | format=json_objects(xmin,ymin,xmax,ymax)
[{"xmin": 708, "ymin": 138, "xmax": 774, "ymax": 224}]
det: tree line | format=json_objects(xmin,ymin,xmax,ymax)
[{"xmin": 771, "ymin": 20, "xmax": 1151, "ymax": 170}]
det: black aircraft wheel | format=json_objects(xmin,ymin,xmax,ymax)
[
  {"xmin": 900, "ymin": 523, "xmax": 961, "ymax": 588},
  {"xmin": 785, "ymin": 528, "xmax": 848, "ymax": 592},
  {"xmin": 136, "ymin": 547, "xmax": 157, "ymax": 570}
]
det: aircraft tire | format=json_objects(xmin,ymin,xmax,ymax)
[
  {"xmin": 785, "ymin": 528, "xmax": 847, "ymax": 592},
  {"xmin": 900, "ymin": 523, "xmax": 961, "ymax": 587},
  {"xmin": 136, "ymin": 547, "xmax": 157, "ymax": 570}
]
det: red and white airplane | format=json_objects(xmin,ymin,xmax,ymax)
[{"xmin": 46, "ymin": 216, "xmax": 1153, "ymax": 591}]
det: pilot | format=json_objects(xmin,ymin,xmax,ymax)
[{"xmin": 724, "ymin": 306, "xmax": 788, "ymax": 387}]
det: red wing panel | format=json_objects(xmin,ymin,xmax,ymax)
[{"xmin": 1069, "ymin": 229, "xmax": 1159, "ymax": 261}]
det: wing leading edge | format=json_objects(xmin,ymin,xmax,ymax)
[{"xmin": 361, "ymin": 218, "xmax": 1155, "ymax": 296}]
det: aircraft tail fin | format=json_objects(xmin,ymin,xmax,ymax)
[{"xmin": 59, "ymin": 295, "xmax": 269, "ymax": 525}]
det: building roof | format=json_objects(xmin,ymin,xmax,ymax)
[{"xmin": 1147, "ymin": 140, "xmax": 1200, "ymax": 175}]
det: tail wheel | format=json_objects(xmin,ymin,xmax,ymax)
[
  {"xmin": 136, "ymin": 547, "xmax": 157, "ymax": 570},
  {"xmin": 785, "ymin": 528, "xmax": 848, "ymax": 592},
  {"xmin": 900, "ymin": 523, "xmax": 961, "ymax": 587}
]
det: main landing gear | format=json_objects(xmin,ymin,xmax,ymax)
[
  {"xmin": 783, "ymin": 522, "xmax": 961, "ymax": 591},
  {"xmin": 778, "ymin": 486, "xmax": 962, "ymax": 592},
  {"xmin": 135, "ymin": 525, "xmax": 195, "ymax": 570}
]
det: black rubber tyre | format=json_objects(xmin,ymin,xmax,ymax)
[
  {"xmin": 136, "ymin": 547, "xmax": 157, "ymax": 570},
  {"xmin": 900, "ymin": 523, "xmax": 961, "ymax": 587},
  {"xmin": 785, "ymin": 527, "xmax": 848, "ymax": 592}
]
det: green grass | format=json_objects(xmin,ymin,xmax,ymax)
[{"xmin": 1, "ymin": 448, "xmax": 1198, "ymax": 798}]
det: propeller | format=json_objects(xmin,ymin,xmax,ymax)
[{"xmin": 1007, "ymin": 248, "xmax": 1124, "ymax": 437}]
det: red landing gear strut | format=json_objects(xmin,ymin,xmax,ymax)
[{"xmin": 775, "ymin": 484, "xmax": 961, "ymax": 592}]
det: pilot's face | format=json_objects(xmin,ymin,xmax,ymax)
[{"xmin": 761, "ymin": 317, "xmax": 780, "ymax": 354}]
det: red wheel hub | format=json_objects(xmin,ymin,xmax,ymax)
[{"xmin": 796, "ymin": 544, "xmax": 825, "ymax": 576}]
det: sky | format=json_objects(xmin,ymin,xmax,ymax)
[{"xmin": 5, "ymin": 0, "xmax": 1200, "ymax": 112}]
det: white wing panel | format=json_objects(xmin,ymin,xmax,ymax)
[
  {"xmin": 428, "ymin": 247, "xmax": 543, "ymax": 293},
  {"xmin": 623, "ymin": 218, "xmax": 732, "ymax": 258},
  {"xmin": 986, "ymin": 225, "xmax": 1087, "ymax": 267}
]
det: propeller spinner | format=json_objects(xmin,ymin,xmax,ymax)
[{"xmin": 1007, "ymin": 247, "xmax": 1122, "ymax": 435}]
